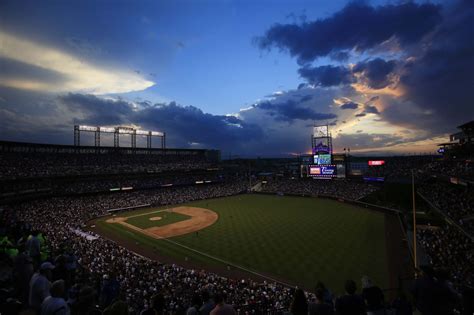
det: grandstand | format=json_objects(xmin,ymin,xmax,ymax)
[{"xmin": 1, "ymin": 123, "xmax": 473, "ymax": 315}]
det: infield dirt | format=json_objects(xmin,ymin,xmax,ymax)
[{"xmin": 106, "ymin": 206, "xmax": 218, "ymax": 239}]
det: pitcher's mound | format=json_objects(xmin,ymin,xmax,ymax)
[{"xmin": 149, "ymin": 216, "xmax": 162, "ymax": 221}]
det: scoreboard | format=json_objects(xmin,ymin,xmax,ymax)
[
  {"xmin": 314, "ymin": 154, "xmax": 331, "ymax": 165},
  {"xmin": 308, "ymin": 165, "xmax": 337, "ymax": 178}
]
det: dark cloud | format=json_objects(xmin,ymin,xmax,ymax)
[
  {"xmin": 300, "ymin": 95, "xmax": 313, "ymax": 102},
  {"xmin": 56, "ymin": 94, "xmax": 264, "ymax": 151},
  {"xmin": 352, "ymin": 104, "xmax": 380, "ymax": 118},
  {"xmin": 256, "ymin": 99, "xmax": 337, "ymax": 122},
  {"xmin": 329, "ymin": 51, "xmax": 350, "ymax": 62},
  {"xmin": 364, "ymin": 105, "xmax": 379, "ymax": 114},
  {"xmin": 340, "ymin": 102, "xmax": 358, "ymax": 110},
  {"xmin": 297, "ymin": 83, "xmax": 306, "ymax": 90},
  {"xmin": 353, "ymin": 58, "xmax": 397, "ymax": 89},
  {"xmin": 58, "ymin": 93, "xmax": 132, "ymax": 125},
  {"xmin": 335, "ymin": 133, "xmax": 405, "ymax": 151},
  {"xmin": 0, "ymin": 57, "xmax": 67, "ymax": 85},
  {"xmin": 396, "ymin": 0, "xmax": 474, "ymax": 132},
  {"xmin": 298, "ymin": 58, "xmax": 396, "ymax": 88},
  {"xmin": 257, "ymin": 2, "xmax": 441, "ymax": 64},
  {"xmin": 298, "ymin": 65, "xmax": 353, "ymax": 87}
]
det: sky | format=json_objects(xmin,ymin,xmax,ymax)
[{"xmin": 0, "ymin": 0, "xmax": 473, "ymax": 157}]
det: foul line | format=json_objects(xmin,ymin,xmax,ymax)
[
  {"xmin": 122, "ymin": 208, "xmax": 172, "ymax": 219},
  {"xmin": 154, "ymin": 235, "xmax": 296, "ymax": 288}
]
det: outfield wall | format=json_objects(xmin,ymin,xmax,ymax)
[{"xmin": 254, "ymin": 191, "xmax": 402, "ymax": 215}]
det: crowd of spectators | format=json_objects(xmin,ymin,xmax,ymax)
[
  {"xmin": 1, "ymin": 147, "xmax": 474, "ymax": 314},
  {"xmin": 420, "ymin": 160, "xmax": 474, "ymax": 181},
  {"xmin": 1, "ymin": 180, "xmax": 422, "ymax": 315},
  {"xmin": 417, "ymin": 225, "xmax": 474, "ymax": 289},
  {"xmin": 359, "ymin": 156, "xmax": 436, "ymax": 181},
  {"xmin": 0, "ymin": 152, "xmax": 214, "ymax": 179},
  {"xmin": 418, "ymin": 181, "xmax": 474, "ymax": 235},
  {"xmin": 261, "ymin": 178, "xmax": 378, "ymax": 201}
]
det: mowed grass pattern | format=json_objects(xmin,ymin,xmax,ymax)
[
  {"xmin": 96, "ymin": 194, "xmax": 388, "ymax": 293},
  {"xmin": 126, "ymin": 211, "xmax": 191, "ymax": 229}
]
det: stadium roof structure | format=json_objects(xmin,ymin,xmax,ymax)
[{"xmin": 457, "ymin": 120, "xmax": 474, "ymax": 130}]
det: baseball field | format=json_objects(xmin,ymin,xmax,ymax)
[{"xmin": 90, "ymin": 193, "xmax": 404, "ymax": 293}]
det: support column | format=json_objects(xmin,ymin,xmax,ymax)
[
  {"xmin": 95, "ymin": 130, "xmax": 100, "ymax": 147},
  {"xmin": 147, "ymin": 134, "xmax": 151, "ymax": 149},
  {"xmin": 114, "ymin": 129, "xmax": 119, "ymax": 147},
  {"xmin": 74, "ymin": 125, "xmax": 80, "ymax": 146}
]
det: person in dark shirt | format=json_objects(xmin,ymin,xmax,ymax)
[
  {"xmin": 309, "ymin": 288, "xmax": 334, "ymax": 315},
  {"xmin": 412, "ymin": 266, "xmax": 438, "ymax": 315},
  {"xmin": 391, "ymin": 291, "xmax": 413, "ymax": 315},
  {"xmin": 290, "ymin": 288, "xmax": 308, "ymax": 315},
  {"xmin": 335, "ymin": 280, "xmax": 365, "ymax": 315},
  {"xmin": 361, "ymin": 276, "xmax": 385, "ymax": 313}
]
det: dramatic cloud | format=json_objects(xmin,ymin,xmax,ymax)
[
  {"xmin": 258, "ymin": 0, "xmax": 474, "ymax": 143},
  {"xmin": 335, "ymin": 133, "xmax": 405, "ymax": 151},
  {"xmin": 397, "ymin": 0, "xmax": 474, "ymax": 132},
  {"xmin": 1, "ymin": 0, "xmax": 471, "ymax": 156},
  {"xmin": 298, "ymin": 65, "xmax": 353, "ymax": 87},
  {"xmin": 256, "ymin": 99, "xmax": 337, "ymax": 122},
  {"xmin": 57, "ymin": 93, "xmax": 264, "ymax": 150},
  {"xmin": 257, "ymin": 2, "xmax": 441, "ymax": 63},
  {"xmin": 0, "ymin": 30, "xmax": 154, "ymax": 94},
  {"xmin": 340, "ymin": 102, "xmax": 358, "ymax": 110},
  {"xmin": 352, "ymin": 58, "xmax": 397, "ymax": 89}
]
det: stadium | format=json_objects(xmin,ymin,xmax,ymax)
[
  {"xmin": 1, "ymin": 121, "xmax": 473, "ymax": 314},
  {"xmin": 1, "ymin": 1, "xmax": 474, "ymax": 314}
]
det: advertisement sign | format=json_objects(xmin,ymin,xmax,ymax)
[
  {"xmin": 309, "ymin": 165, "xmax": 337, "ymax": 177},
  {"xmin": 368, "ymin": 160, "xmax": 385, "ymax": 166}
]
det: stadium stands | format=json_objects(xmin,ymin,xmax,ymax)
[{"xmin": 1, "ymin": 144, "xmax": 474, "ymax": 314}]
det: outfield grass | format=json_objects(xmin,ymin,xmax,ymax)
[
  {"xmin": 95, "ymin": 194, "xmax": 388, "ymax": 293},
  {"xmin": 125, "ymin": 210, "xmax": 191, "ymax": 229}
]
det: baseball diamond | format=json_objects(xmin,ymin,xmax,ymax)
[{"xmin": 90, "ymin": 194, "xmax": 403, "ymax": 293}]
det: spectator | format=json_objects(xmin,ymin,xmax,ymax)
[
  {"xmin": 41, "ymin": 279, "xmax": 70, "ymax": 315},
  {"xmin": 391, "ymin": 291, "xmax": 413, "ymax": 315},
  {"xmin": 29, "ymin": 261, "xmax": 54, "ymax": 311},
  {"xmin": 13, "ymin": 243, "xmax": 34, "ymax": 304},
  {"xmin": 361, "ymin": 276, "xmax": 385, "ymax": 314},
  {"xmin": 26, "ymin": 230, "xmax": 41, "ymax": 268},
  {"xmin": 200, "ymin": 290, "xmax": 215, "ymax": 315},
  {"xmin": 290, "ymin": 288, "xmax": 309, "ymax": 315},
  {"xmin": 315, "ymin": 281, "xmax": 333, "ymax": 307},
  {"xmin": 412, "ymin": 265, "xmax": 438, "ymax": 315},
  {"xmin": 309, "ymin": 287, "xmax": 334, "ymax": 315},
  {"xmin": 186, "ymin": 293, "xmax": 202, "ymax": 315},
  {"xmin": 100, "ymin": 273, "xmax": 120, "ymax": 308},
  {"xmin": 210, "ymin": 293, "xmax": 236, "ymax": 315},
  {"xmin": 334, "ymin": 280, "xmax": 365, "ymax": 315}
]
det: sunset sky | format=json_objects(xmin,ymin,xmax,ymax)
[{"xmin": 0, "ymin": 0, "xmax": 472, "ymax": 156}]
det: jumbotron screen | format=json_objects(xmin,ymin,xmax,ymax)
[
  {"xmin": 308, "ymin": 165, "xmax": 337, "ymax": 177},
  {"xmin": 314, "ymin": 154, "xmax": 331, "ymax": 165}
]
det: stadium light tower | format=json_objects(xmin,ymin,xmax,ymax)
[{"xmin": 74, "ymin": 125, "xmax": 166, "ymax": 149}]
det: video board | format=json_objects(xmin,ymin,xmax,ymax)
[
  {"xmin": 314, "ymin": 154, "xmax": 331, "ymax": 165},
  {"xmin": 308, "ymin": 165, "xmax": 337, "ymax": 177}
]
